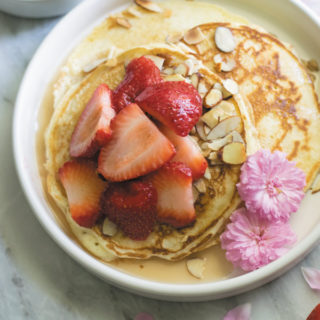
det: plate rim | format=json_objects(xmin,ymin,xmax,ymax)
[{"xmin": 13, "ymin": 0, "xmax": 320, "ymax": 301}]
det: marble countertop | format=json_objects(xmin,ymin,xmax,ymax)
[{"xmin": 1, "ymin": 1, "xmax": 320, "ymax": 319}]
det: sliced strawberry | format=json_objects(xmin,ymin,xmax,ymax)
[
  {"xmin": 59, "ymin": 160, "xmax": 107, "ymax": 227},
  {"xmin": 113, "ymin": 56, "xmax": 163, "ymax": 111},
  {"xmin": 159, "ymin": 124, "xmax": 208, "ymax": 180},
  {"xmin": 307, "ymin": 304, "xmax": 320, "ymax": 320},
  {"xmin": 136, "ymin": 81, "xmax": 202, "ymax": 137},
  {"xmin": 100, "ymin": 180, "xmax": 157, "ymax": 240},
  {"xmin": 149, "ymin": 162, "xmax": 196, "ymax": 228},
  {"xmin": 70, "ymin": 84, "xmax": 116, "ymax": 158},
  {"xmin": 98, "ymin": 103, "xmax": 175, "ymax": 181}
]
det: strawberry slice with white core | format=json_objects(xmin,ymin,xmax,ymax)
[
  {"xmin": 70, "ymin": 84, "xmax": 116, "ymax": 158},
  {"xmin": 159, "ymin": 124, "xmax": 208, "ymax": 180},
  {"xmin": 150, "ymin": 161, "xmax": 196, "ymax": 228},
  {"xmin": 59, "ymin": 159, "xmax": 107, "ymax": 227},
  {"xmin": 98, "ymin": 103, "xmax": 176, "ymax": 181}
]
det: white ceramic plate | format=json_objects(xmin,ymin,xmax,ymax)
[{"xmin": 13, "ymin": 0, "xmax": 320, "ymax": 301}]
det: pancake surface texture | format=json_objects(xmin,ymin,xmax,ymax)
[
  {"xmin": 44, "ymin": 1, "xmax": 320, "ymax": 262},
  {"xmin": 183, "ymin": 22, "xmax": 320, "ymax": 188}
]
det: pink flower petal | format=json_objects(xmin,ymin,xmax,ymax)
[
  {"xmin": 220, "ymin": 208, "xmax": 296, "ymax": 271},
  {"xmin": 302, "ymin": 267, "xmax": 320, "ymax": 290},
  {"xmin": 237, "ymin": 149, "xmax": 306, "ymax": 222},
  {"xmin": 134, "ymin": 312, "xmax": 154, "ymax": 320},
  {"xmin": 224, "ymin": 303, "xmax": 252, "ymax": 320}
]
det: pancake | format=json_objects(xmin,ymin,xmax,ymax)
[
  {"xmin": 176, "ymin": 22, "xmax": 320, "ymax": 189},
  {"xmin": 45, "ymin": 44, "xmax": 253, "ymax": 261}
]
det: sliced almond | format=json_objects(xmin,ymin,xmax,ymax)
[
  {"xmin": 186, "ymin": 258, "xmax": 206, "ymax": 279},
  {"xmin": 230, "ymin": 130, "xmax": 244, "ymax": 143},
  {"xmin": 144, "ymin": 55, "xmax": 165, "ymax": 70},
  {"xmin": 208, "ymin": 151, "xmax": 218, "ymax": 161},
  {"xmin": 194, "ymin": 179, "xmax": 206, "ymax": 193},
  {"xmin": 184, "ymin": 27, "xmax": 205, "ymax": 45},
  {"xmin": 207, "ymin": 116, "xmax": 242, "ymax": 140},
  {"xmin": 127, "ymin": 6, "xmax": 142, "ymax": 17},
  {"xmin": 201, "ymin": 100, "xmax": 237, "ymax": 129},
  {"xmin": 162, "ymin": 74, "xmax": 185, "ymax": 82},
  {"xmin": 221, "ymin": 142, "xmax": 246, "ymax": 165},
  {"xmin": 222, "ymin": 78, "xmax": 238, "ymax": 96},
  {"xmin": 197, "ymin": 79, "xmax": 209, "ymax": 98},
  {"xmin": 162, "ymin": 67, "xmax": 174, "ymax": 75},
  {"xmin": 215, "ymin": 26, "xmax": 236, "ymax": 53},
  {"xmin": 205, "ymin": 88, "xmax": 223, "ymax": 108},
  {"xmin": 83, "ymin": 57, "xmax": 108, "ymax": 73},
  {"xmin": 102, "ymin": 218, "xmax": 118, "ymax": 236},
  {"xmin": 134, "ymin": 0, "xmax": 162, "ymax": 12},
  {"xmin": 221, "ymin": 58, "xmax": 236, "ymax": 72},
  {"xmin": 191, "ymin": 73, "xmax": 199, "ymax": 88},
  {"xmin": 185, "ymin": 59, "xmax": 197, "ymax": 75},
  {"xmin": 174, "ymin": 63, "xmax": 188, "ymax": 76},
  {"xmin": 166, "ymin": 31, "xmax": 184, "ymax": 44},
  {"xmin": 213, "ymin": 53, "xmax": 223, "ymax": 64},
  {"xmin": 204, "ymin": 167, "xmax": 211, "ymax": 180},
  {"xmin": 207, "ymin": 134, "xmax": 233, "ymax": 151},
  {"xmin": 176, "ymin": 41, "xmax": 197, "ymax": 54},
  {"xmin": 192, "ymin": 186, "xmax": 199, "ymax": 203},
  {"xmin": 196, "ymin": 121, "xmax": 207, "ymax": 141},
  {"xmin": 115, "ymin": 17, "xmax": 132, "ymax": 28},
  {"xmin": 203, "ymin": 125, "xmax": 210, "ymax": 135}
]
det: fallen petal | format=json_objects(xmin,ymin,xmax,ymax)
[
  {"xmin": 224, "ymin": 303, "xmax": 252, "ymax": 320},
  {"xmin": 134, "ymin": 312, "xmax": 155, "ymax": 320},
  {"xmin": 302, "ymin": 267, "xmax": 320, "ymax": 290}
]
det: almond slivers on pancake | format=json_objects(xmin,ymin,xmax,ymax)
[
  {"xmin": 45, "ymin": 45, "xmax": 251, "ymax": 261},
  {"xmin": 181, "ymin": 22, "xmax": 320, "ymax": 189},
  {"xmin": 45, "ymin": 1, "xmax": 320, "ymax": 263}
]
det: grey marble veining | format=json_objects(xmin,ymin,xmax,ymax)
[{"xmin": 0, "ymin": 8, "xmax": 320, "ymax": 320}]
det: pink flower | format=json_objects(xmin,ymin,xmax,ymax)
[
  {"xmin": 237, "ymin": 149, "xmax": 306, "ymax": 222},
  {"xmin": 220, "ymin": 208, "xmax": 297, "ymax": 271}
]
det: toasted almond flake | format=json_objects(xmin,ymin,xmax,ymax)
[
  {"xmin": 215, "ymin": 26, "xmax": 236, "ymax": 53},
  {"xmin": 213, "ymin": 53, "xmax": 223, "ymax": 64},
  {"xmin": 185, "ymin": 59, "xmax": 196, "ymax": 75},
  {"xmin": 184, "ymin": 27, "xmax": 205, "ymax": 45},
  {"xmin": 231, "ymin": 130, "xmax": 244, "ymax": 143},
  {"xmin": 205, "ymin": 88, "xmax": 223, "ymax": 108},
  {"xmin": 144, "ymin": 55, "xmax": 165, "ymax": 70},
  {"xmin": 196, "ymin": 121, "xmax": 207, "ymax": 140},
  {"xmin": 201, "ymin": 100, "xmax": 236, "ymax": 129},
  {"xmin": 162, "ymin": 74, "xmax": 185, "ymax": 82},
  {"xmin": 221, "ymin": 142, "xmax": 246, "ymax": 164},
  {"xmin": 203, "ymin": 125, "xmax": 211, "ymax": 135},
  {"xmin": 174, "ymin": 63, "xmax": 188, "ymax": 76},
  {"xmin": 127, "ymin": 6, "xmax": 143, "ymax": 17},
  {"xmin": 176, "ymin": 41, "xmax": 197, "ymax": 54},
  {"xmin": 83, "ymin": 57, "xmax": 108, "ymax": 73},
  {"xmin": 115, "ymin": 17, "xmax": 132, "ymax": 28},
  {"xmin": 214, "ymin": 82, "xmax": 223, "ymax": 91},
  {"xmin": 166, "ymin": 32, "xmax": 184, "ymax": 44},
  {"xmin": 186, "ymin": 258, "xmax": 206, "ymax": 279},
  {"xmin": 197, "ymin": 79, "xmax": 209, "ymax": 98},
  {"xmin": 162, "ymin": 67, "xmax": 174, "ymax": 75},
  {"xmin": 222, "ymin": 78, "xmax": 238, "ymax": 95},
  {"xmin": 221, "ymin": 58, "xmax": 236, "ymax": 72},
  {"xmin": 207, "ymin": 116, "xmax": 242, "ymax": 140},
  {"xmin": 208, "ymin": 151, "xmax": 218, "ymax": 161},
  {"xmin": 201, "ymin": 149, "xmax": 211, "ymax": 157},
  {"xmin": 102, "ymin": 218, "xmax": 118, "ymax": 236},
  {"xmin": 192, "ymin": 186, "xmax": 199, "ymax": 203},
  {"xmin": 201, "ymin": 142, "xmax": 209, "ymax": 150},
  {"xmin": 207, "ymin": 134, "xmax": 233, "ymax": 151},
  {"xmin": 194, "ymin": 179, "xmax": 206, "ymax": 193},
  {"xmin": 134, "ymin": 0, "xmax": 162, "ymax": 12},
  {"xmin": 191, "ymin": 73, "xmax": 199, "ymax": 88},
  {"xmin": 204, "ymin": 167, "xmax": 211, "ymax": 180}
]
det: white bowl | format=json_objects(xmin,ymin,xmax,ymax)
[
  {"xmin": 13, "ymin": 0, "xmax": 320, "ymax": 301},
  {"xmin": 0, "ymin": 0, "xmax": 83, "ymax": 18}
]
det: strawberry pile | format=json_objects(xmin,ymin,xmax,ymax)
[{"xmin": 59, "ymin": 56, "xmax": 207, "ymax": 240}]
